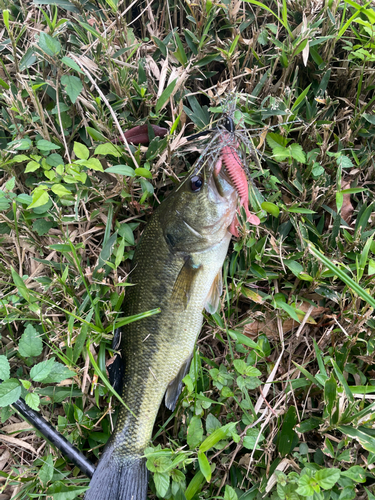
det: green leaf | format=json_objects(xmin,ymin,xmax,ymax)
[
  {"xmin": 198, "ymin": 450, "xmax": 211, "ymax": 482},
  {"xmin": 8, "ymin": 138, "xmax": 32, "ymax": 150},
  {"xmin": 12, "ymin": 154, "xmax": 30, "ymax": 162},
  {"xmin": 86, "ymin": 342, "xmax": 136, "ymax": 416},
  {"xmin": 206, "ymin": 414, "xmax": 221, "ymax": 434},
  {"xmin": 155, "ymin": 79, "xmax": 177, "ymax": 113},
  {"xmin": 337, "ymin": 155, "xmax": 353, "ymax": 169},
  {"xmin": 358, "ymin": 234, "xmax": 374, "ymax": 280},
  {"xmin": 94, "ymin": 143, "xmax": 121, "ymax": 157},
  {"xmin": 315, "ymin": 468, "xmax": 340, "ymax": 489},
  {"xmin": 227, "ymin": 330, "xmax": 262, "ymax": 351},
  {"xmin": 36, "ymin": 139, "xmax": 60, "ymax": 151},
  {"xmin": 293, "ymin": 361, "xmax": 323, "ymax": 388},
  {"xmin": 25, "ymin": 392, "xmax": 40, "ymax": 411},
  {"xmin": 153, "ymin": 472, "xmax": 170, "ymax": 497},
  {"xmin": 243, "ymin": 0, "xmax": 293, "ymax": 37},
  {"xmin": 18, "ymin": 324, "xmax": 43, "ymax": 358},
  {"xmin": 291, "ymin": 84, "xmax": 312, "ymax": 111},
  {"xmin": 3, "ymin": 9, "xmax": 10, "ymax": 30},
  {"xmin": 78, "ymin": 158, "xmax": 104, "ymax": 171},
  {"xmin": 338, "ymin": 425, "xmax": 375, "ymax": 454},
  {"xmin": 61, "ymin": 75, "xmax": 83, "ymax": 103},
  {"xmin": 272, "ymin": 145, "xmax": 289, "ymax": 161},
  {"xmin": 74, "ymin": 142, "xmax": 89, "ymax": 160},
  {"xmin": 336, "ymin": 191, "xmax": 343, "ymax": 213},
  {"xmin": 261, "ymin": 201, "xmax": 279, "ymax": 217},
  {"xmin": 86, "ymin": 127, "xmax": 107, "ymax": 141},
  {"xmin": 267, "ymin": 132, "xmax": 288, "ymax": 149},
  {"xmin": 365, "ymin": 487, "xmax": 375, "ymax": 500},
  {"xmin": 224, "ymin": 485, "xmax": 238, "ymax": 500},
  {"xmin": 173, "ymin": 32, "xmax": 188, "ymax": 65},
  {"xmin": 60, "ymin": 56, "xmax": 84, "ymax": 74},
  {"xmin": 278, "ymin": 406, "xmax": 297, "ymax": 456},
  {"xmin": 341, "ymin": 187, "xmax": 367, "ymax": 194},
  {"xmin": 243, "ymin": 428, "xmax": 265, "ymax": 450},
  {"xmin": 368, "ymin": 258, "xmax": 375, "ymax": 276},
  {"xmin": 290, "ymin": 143, "xmax": 306, "ymax": 163},
  {"xmin": 11, "ymin": 267, "xmax": 31, "ymax": 303},
  {"xmin": 146, "ymin": 454, "xmax": 172, "ymax": 473},
  {"xmin": 30, "ymin": 358, "xmax": 55, "ymax": 382},
  {"xmin": 245, "ymin": 366, "xmax": 262, "ymax": 377},
  {"xmin": 200, "ymin": 422, "xmax": 236, "ymax": 452},
  {"xmin": 278, "ymin": 302, "xmax": 300, "ymax": 322},
  {"xmin": 0, "ymin": 356, "xmax": 10, "ymax": 381},
  {"xmin": 20, "ymin": 379, "xmax": 31, "ymax": 390},
  {"xmin": 104, "ymin": 165, "xmax": 135, "ymax": 176},
  {"xmin": 46, "ymin": 153, "xmax": 64, "ymax": 167},
  {"xmin": 0, "ymin": 379, "xmax": 21, "ymax": 407},
  {"xmin": 341, "ymin": 466, "xmax": 366, "ymax": 483},
  {"xmin": 38, "ymin": 32, "xmax": 61, "ymax": 56},
  {"xmin": 5, "ymin": 177, "xmax": 15, "ymax": 191},
  {"xmin": 363, "ymin": 114, "xmax": 375, "ymax": 125},
  {"xmin": 135, "ymin": 167, "xmax": 153, "ymax": 179},
  {"xmin": 286, "ymin": 206, "xmax": 316, "ymax": 214},
  {"xmin": 187, "ymin": 416, "xmax": 203, "ymax": 449},
  {"xmin": 51, "ymin": 184, "xmax": 72, "ymax": 197},
  {"xmin": 46, "ymin": 482, "xmax": 88, "ymax": 500},
  {"xmin": 185, "ymin": 470, "xmax": 205, "ymax": 500},
  {"xmin": 42, "ymin": 362, "xmax": 75, "ymax": 383},
  {"xmin": 331, "ymin": 359, "xmax": 354, "ymax": 403},
  {"xmin": 324, "ymin": 373, "xmax": 337, "ymax": 418},
  {"xmin": 77, "ymin": 21, "xmax": 105, "ymax": 42},
  {"xmin": 28, "ymin": 189, "xmax": 49, "ymax": 209},
  {"xmin": 312, "ymin": 163, "xmax": 325, "ymax": 177},
  {"xmin": 309, "ymin": 245, "xmax": 375, "ymax": 312},
  {"xmin": 296, "ymin": 473, "xmax": 315, "ymax": 496},
  {"xmin": 25, "ymin": 160, "xmax": 41, "ymax": 173},
  {"xmin": 233, "ymin": 359, "xmax": 247, "ymax": 375},
  {"xmin": 39, "ymin": 454, "xmax": 54, "ymax": 486}
]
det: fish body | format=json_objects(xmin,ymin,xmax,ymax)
[{"xmin": 85, "ymin": 143, "xmax": 239, "ymax": 499}]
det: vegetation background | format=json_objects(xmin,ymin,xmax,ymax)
[{"xmin": 1, "ymin": 0, "xmax": 375, "ymax": 498}]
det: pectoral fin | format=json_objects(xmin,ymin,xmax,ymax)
[
  {"xmin": 165, "ymin": 353, "xmax": 193, "ymax": 411},
  {"xmin": 171, "ymin": 257, "xmax": 202, "ymax": 310},
  {"xmin": 204, "ymin": 269, "xmax": 223, "ymax": 314}
]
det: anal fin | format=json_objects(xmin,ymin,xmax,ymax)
[
  {"xmin": 165, "ymin": 353, "xmax": 193, "ymax": 411},
  {"xmin": 204, "ymin": 269, "xmax": 223, "ymax": 314}
]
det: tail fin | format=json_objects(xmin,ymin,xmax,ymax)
[{"xmin": 85, "ymin": 446, "xmax": 148, "ymax": 500}]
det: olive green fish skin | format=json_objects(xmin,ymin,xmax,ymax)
[
  {"xmin": 111, "ymin": 167, "xmax": 238, "ymax": 462},
  {"xmin": 85, "ymin": 162, "xmax": 238, "ymax": 499}
]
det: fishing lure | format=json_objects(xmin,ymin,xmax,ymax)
[{"xmin": 187, "ymin": 112, "xmax": 262, "ymax": 236}]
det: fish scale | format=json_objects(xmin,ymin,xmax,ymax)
[
  {"xmin": 85, "ymin": 146, "xmax": 238, "ymax": 500},
  {"xmin": 113, "ymin": 212, "xmax": 233, "ymax": 459}
]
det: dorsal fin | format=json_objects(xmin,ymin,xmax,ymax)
[
  {"xmin": 165, "ymin": 353, "xmax": 193, "ymax": 411},
  {"xmin": 204, "ymin": 269, "xmax": 223, "ymax": 314}
]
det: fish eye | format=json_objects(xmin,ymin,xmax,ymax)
[
  {"xmin": 224, "ymin": 117, "xmax": 235, "ymax": 133},
  {"xmin": 190, "ymin": 175, "xmax": 203, "ymax": 192}
]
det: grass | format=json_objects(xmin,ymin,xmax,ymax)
[{"xmin": 1, "ymin": 0, "xmax": 375, "ymax": 498}]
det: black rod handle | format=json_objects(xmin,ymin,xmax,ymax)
[{"xmin": 2, "ymin": 386, "xmax": 96, "ymax": 478}]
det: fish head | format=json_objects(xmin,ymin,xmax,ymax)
[{"xmin": 161, "ymin": 156, "xmax": 239, "ymax": 252}]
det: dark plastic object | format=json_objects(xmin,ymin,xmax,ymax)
[{"xmin": 2, "ymin": 384, "xmax": 96, "ymax": 478}]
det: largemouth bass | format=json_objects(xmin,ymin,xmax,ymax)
[{"xmin": 85, "ymin": 130, "xmax": 245, "ymax": 500}]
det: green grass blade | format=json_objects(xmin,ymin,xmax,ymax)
[{"xmin": 308, "ymin": 244, "xmax": 375, "ymax": 309}]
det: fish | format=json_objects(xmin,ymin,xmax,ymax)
[{"xmin": 85, "ymin": 125, "xmax": 252, "ymax": 500}]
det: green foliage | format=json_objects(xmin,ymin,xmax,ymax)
[{"xmin": 1, "ymin": 0, "xmax": 375, "ymax": 498}]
